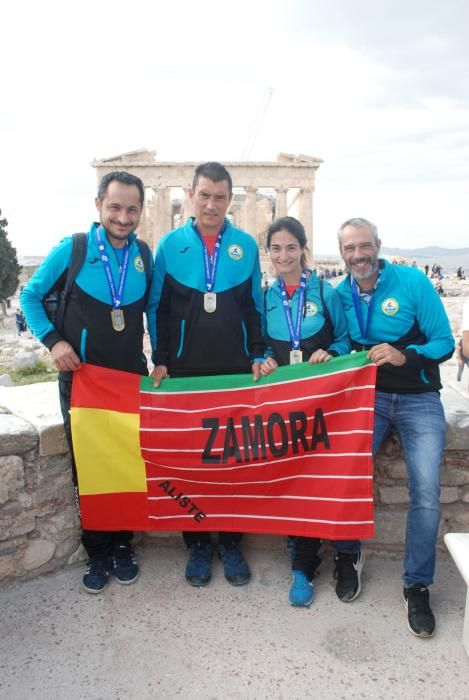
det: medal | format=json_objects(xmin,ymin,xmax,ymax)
[
  {"xmin": 96, "ymin": 226, "xmax": 131, "ymax": 333},
  {"xmin": 278, "ymin": 271, "xmax": 307, "ymax": 367},
  {"xmin": 111, "ymin": 308, "xmax": 125, "ymax": 331},
  {"xmin": 204, "ymin": 292, "xmax": 217, "ymax": 313},
  {"xmin": 193, "ymin": 221, "xmax": 225, "ymax": 313},
  {"xmin": 290, "ymin": 349, "xmax": 303, "ymax": 365}
]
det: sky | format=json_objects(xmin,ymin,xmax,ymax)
[{"xmin": 1, "ymin": 0, "xmax": 468, "ymax": 257}]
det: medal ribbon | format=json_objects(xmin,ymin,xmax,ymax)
[
  {"xmin": 350, "ymin": 272, "xmax": 380, "ymax": 338},
  {"xmin": 278, "ymin": 270, "xmax": 307, "ymax": 350},
  {"xmin": 96, "ymin": 226, "xmax": 130, "ymax": 309},
  {"xmin": 194, "ymin": 222, "xmax": 226, "ymax": 292}
]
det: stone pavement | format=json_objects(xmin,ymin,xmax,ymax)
[{"xmin": 1, "ymin": 542, "xmax": 468, "ymax": 700}]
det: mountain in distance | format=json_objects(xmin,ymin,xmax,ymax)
[{"xmin": 315, "ymin": 246, "xmax": 469, "ymax": 274}]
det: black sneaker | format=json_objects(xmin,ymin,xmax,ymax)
[
  {"xmin": 333, "ymin": 550, "xmax": 364, "ymax": 602},
  {"xmin": 403, "ymin": 584, "xmax": 435, "ymax": 638},
  {"xmin": 112, "ymin": 545, "xmax": 139, "ymax": 585},
  {"xmin": 83, "ymin": 557, "xmax": 111, "ymax": 594}
]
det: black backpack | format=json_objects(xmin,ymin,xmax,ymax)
[{"xmin": 44, "ymin": 233, "xmax": 152, "ymax": 333}]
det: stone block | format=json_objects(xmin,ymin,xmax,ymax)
[
  {"xmin": 36, "ymin": 454, "xmax": 71, "ymax": 482},
  {"xmin": 440, "ymin": 487, "xmax": 459, "ymax": 504},
  {"xmin": 11, "ymin": 519, "xmax": 36, "ymax": 536},
  {"xmin": 38, "ymin": 506, "xmax": 80, "ymax": 536},
  {"xmin": 0, "ymin": 374, "xmax": 13, "ymax": 387},
  {"xmin": 444, "ymin": 505, "xmax": 469, "ymax": 531},
  {"xmin": 445, "ymin": 409, "xmax": 469, "ymax": 450},
  {"xmin": 67, "ymin": 543, "xmax": 87, "ymax": 565},
  {"xmin": 0, "ymin": 455, "xmax": 24, "ymax": 504},
  {"xmin": 440, "ymin": 467, "xmax": 469, "ymax": 486},
  {"xmin": 0, "ymin": 542, "xmax": 17, "ymax": 556},
  {"xmin": 379, "ymin": 487, "xmax": 409, "ymax": 505},
  {"xmin": 382, "ymin": 459, "xmax": 408, "ymax": 480},
  {"xmin": 0, "ymin": 414, "xmax": 37, "ymax": 455},
  {"xmin": 12, "ymin": 352, "xmax": 37, "ymax": 370},
  {"xmin": 0, "ymin": 557, "xmax": 16, "ymax": 581},
  {"xmin": 37, "ymin": 423, "xmax": 68, "ymax": 457},
  {"xmin": 463, "ymin": 491, "xmax": 469, "ymax": 503},
  {"xmin": 21, "ymin": 539, "xmax": 56, "ymax": 570},
  {"xmin": 372, "ymin": 508, "xmax": 407, "ymax": 546}
]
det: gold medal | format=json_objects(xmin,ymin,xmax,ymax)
[
  {"xmin": 290, "ymin": 349, "xmax": 302, "ymax": 365},
  {"xmin": 111, "ymin": 308, "xmax": 125, "ymax": 331},
  {"xmin": 204, "ymin": 292, "xmax": 217, "ymax": 313}
]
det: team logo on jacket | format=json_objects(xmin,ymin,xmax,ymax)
[
  {"xmin": 381, "ymin": 298, "xmax": 399, "ymax": 315},
  {"xmin": 305, "ymin": 300, "xmax": 318, "ymax": 317},
  {"xmin": 134, "ymin": 256, "xmax": 145, "ymax": 273},
  {"xmin": 228, "ymin": 244, "xmax": 243, "ymax": 260}
]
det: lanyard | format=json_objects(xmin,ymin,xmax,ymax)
[
  {"xmin": 96, "ymin": 226, "xmax": 130, "ymax": 309},
  {"xmin": 350, "ymin": 274, "xmax": 379, "ymax": 338},
  {"xmin": 278, "ymin": 270, "xmax": 307, "ymax": 350},
  {"xmin": 194, "ymin": 222, "xmax": 225, "ymax": 292}
]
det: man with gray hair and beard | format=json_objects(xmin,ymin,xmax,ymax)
[{"xmin": 335, "ymin": 217, "xmax": 454, "ymax": 638}]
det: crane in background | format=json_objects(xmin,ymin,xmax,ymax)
[{"xmin": 241, "ymin": 86, "xmax": 275, "ymax": 161}]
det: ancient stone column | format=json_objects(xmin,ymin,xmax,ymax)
[
  {"xmin": 299, "ymin": 187, "xmax": 314, "ymax": 256},
  {"xmin": 154, "ymin": 187, "xmax": 173, "ymax": 245},
  {"xmin": 181, "ymin": 187, "xmax": 193, "ymax": 223},
  {"xmin": 276, "ymin": 186, "xmax": 288, "ymax": 218},
  {"xmin": 245, "ymin": 186, "xmax": 257, "ymax": 237}
]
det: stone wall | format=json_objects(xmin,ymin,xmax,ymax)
[{"xmin": 1, "ymin": 381, "xmax": 468, "ymax": 583}]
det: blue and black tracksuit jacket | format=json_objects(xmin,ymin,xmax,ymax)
[
  {"xmin": 336, "ymin": 259, "xmax": 454, "ymax": 393},
  {"xmin": 147, "ymin": 218, "xmax": 265, "ymax": 377},
  {"xmin": 263, "ymin": 272, "xmax": 350, "ymax": 366},
  {"xmin": 20, "ymin": 222, "xmax": 153, "ymax": 376}
]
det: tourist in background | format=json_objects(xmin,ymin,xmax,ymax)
[
  {"xmin": 259, "ymin": 216, "xmax": 352, "ymax": 607},
  {"xmin": 336, "ymin": 217, "xmax": 454, "ymax": 638}
]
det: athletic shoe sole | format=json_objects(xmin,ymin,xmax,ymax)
[
  {"xmin": 401, "ymin": 594, "xmax": 435, "ymax": 638},
  {"xmin": 114, "ymin": 570, "xmax": 140, "ymax": 585},
  {"xmin": 340, "ymin": 550, "xmax": 365, "ymax": 603}
]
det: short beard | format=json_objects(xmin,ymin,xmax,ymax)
[{"xmin": 347, "ymin": 257, "xmax": 379, "ymax": 282}]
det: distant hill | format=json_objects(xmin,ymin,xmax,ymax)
[
  {"xmin": 315, "ymin": 246, "xmax": 469, "ymax": 274},
  {"xmin": 381, "ymin": 245, "xmax": 469, "ymax": 259}
]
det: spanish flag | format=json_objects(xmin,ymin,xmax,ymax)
[{"xmin": 71, "ymin": 352, "xmax": 376, "ymax": 539}]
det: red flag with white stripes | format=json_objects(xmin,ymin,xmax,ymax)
[{"xmin": 72, "ymin": 352, "xmax": 376, "ymax": 539}]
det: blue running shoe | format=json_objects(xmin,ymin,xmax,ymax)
[
  {"xmin": 113, "ymin": 545, "xmax": 139, "ymax": 585},
  {"xmin": 218, "ymin": 544, "xmax": 251, "ymax": 586},
  {"xmin": 289, "ymin": 570, "xmax": 314, "ymax": 607},
  {"xmin": 186, "ymin": 543, "xmax": 213, "ymax": 586},
  {"xmin": 83, "ymin": 557, "xmax": 111, "ymax": 594}
]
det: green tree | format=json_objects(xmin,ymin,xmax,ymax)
[{"xmin": 0, "ymin": 210, "xmax": 22, "ymax": 311}]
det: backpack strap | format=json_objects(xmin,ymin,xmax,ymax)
[
  {"xmin": 55, "ymin": 233, "xmax": 87, "ymax": 333},
  {"xmin": 136, "ymin": 238, "xmax": 152, "ymax": 301}
]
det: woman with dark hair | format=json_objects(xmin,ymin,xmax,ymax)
[{"xmin": 260, "ymin": 216, "xmax": 350, "ymax": 607}]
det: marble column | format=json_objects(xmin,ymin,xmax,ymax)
[
  {"xmin": 245, "ymin": 186, "xmax": 257, "ymax": 237},
  {"xmin": 181, "ymin": 187, "xmax": 193, "ymax": 223},
  {"xmin": 276, "ymin": 186, "xmax": 288, "ymax": 218},
  {"xmin": 299, "ymin": 187, "xmax": 314, "ymax": 256},
  {"xmin": 153, "ymin": 187, "xmax": 173, "ymax": 245}
]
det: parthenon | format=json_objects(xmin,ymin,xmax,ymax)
[{"xmin": 92, "ymin": 150, "xmax": 323, "ymax": 255}]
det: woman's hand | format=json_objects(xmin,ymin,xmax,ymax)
[
  {"xmin": 308, "ymin": 349, "xmax": 332, "ymax": 364},
  {"xmin": 260, "ymin": 357, "xmax": 278, "ymax": 376},
  {"xmin": 151, "ymin": 364, "xmax": 169, "ymax": 387}
]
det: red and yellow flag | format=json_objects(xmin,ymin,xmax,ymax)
[{"xmin": 71, "ymin": 353, "xmax": 376, "ymax": 539}]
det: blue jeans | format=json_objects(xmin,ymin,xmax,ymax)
[{"xmin": 334, "ymin": 390, "xmax": 445, "ymax": 587}]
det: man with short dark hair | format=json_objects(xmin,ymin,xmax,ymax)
[
  {"xmin": 148, "ymin": 162, "xmax": 265, "ymax": 587},
  {"xmin": 21, "ymin": 171, "xmax": 153, "ymax": 593},
  {"xmin": 335, "ymin": 217, "xmax": 454, "ymax": 638}
]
